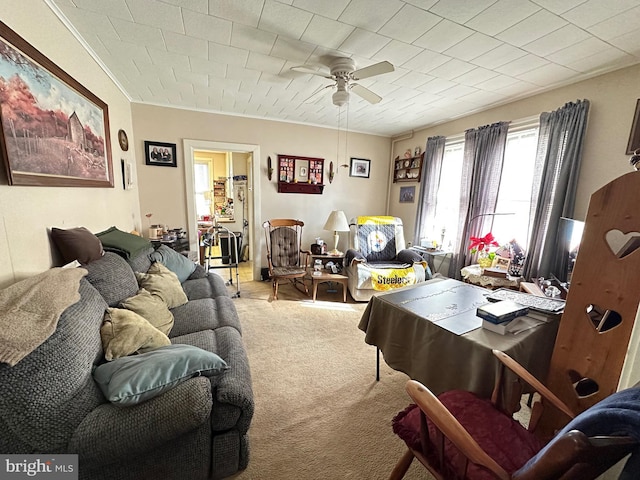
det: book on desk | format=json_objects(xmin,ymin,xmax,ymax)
[{"xmin": 476, "ymin": 300, "xmax": 529, "ymax": 324}]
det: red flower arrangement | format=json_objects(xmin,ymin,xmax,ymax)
[{"xmin": 469, "ymin": 232, "xmax": 499, "ymax": 254}]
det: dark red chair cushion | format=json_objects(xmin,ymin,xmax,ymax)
[{"xmin": 392, "ymin": 390, "xmax": 544, "ymax": 480}]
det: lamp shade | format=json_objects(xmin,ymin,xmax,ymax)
[{"xmin": 323, "ymin": 210, "xmax": 349, "ymax": 232}]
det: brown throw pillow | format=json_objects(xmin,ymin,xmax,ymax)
[
  {"xmin": 135, "ymin": 262, "xmax": 188, "ymax": 309},
  {"xmin": 50, "ymin": 227, "xmax": 104, "ymax": 265},
  {"xmin": 100, "ymin": 308, "xmax": 171, "ymax": 361},
  {"xmin": 119, "ymin": 288, "xmax": 174, "ymax": 335}
]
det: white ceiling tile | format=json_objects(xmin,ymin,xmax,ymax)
[
  {"xmin": 497, "ymin": 9, "xmax": 567, "ymax": 46},
  {"xmin": 465, "ymin": 0, "xmax": 540, "ymax": 36},
  {"xmin": 374, "ymin": 40, "xmax": 423, "ymax": 66},
  {"xmin": 473, "ymin": 74, "xmax": 520, "ymax": 91},
  {"xmin": 470, "ymin": 43, "xmax": 527, "ymax": 69},
  {"xmin": 379, "ymin": 4, "xmax": 440, "ymax": 43},
  {"xmin": 393, "ymin": 71, "xmax": 434, "ymax": 88},
  {"xmin": 226, "ymin": 65, "xmax": 262, "ymax": 84},
  {"xmin": 182, "ymin": 10, "xmax": 232, "ymax": 45},
  {"xmin": 258, "ymin": 1, "xmax": 313, "ymax": 39},
  {"xmin": 175, "ymin": 70, "xmax": 209, "ymax": 87},
  {"xmin": 547, "ymin": 37, "xmax": 611, "ymax": 64},
  {"xmin": 209, "ymin": 43, "xmax": 249, "ymax": 66},
  {"xmin": 413, "ymin": 19, "xmax": 474, "ymax": 52},
  {"xmin": 609, "ymin": 30, "xmax": 640, "ymax": 56},
  {"xmin": 426, "ymin": 58, "xmax": 476, "ymax": 80},
  {"xmin": 589, "ymin": 5, "xmax": 640, "ymax": 41},
  {"xmin": 146, "ymin": 47, "xmax": 191, "ymax": 70},
  {"xmin": 230, "ymin": 24, "xmax": 277, "ymax": 55},
  {"xmin": 338, "ymin": 0, "xmax": 404, "ymax": 32},
  {"xmin": 443, "ymin": 32, "xmax": 502, "ymax": 62},
  {"xmin": 403, "ymin": 0, "xmax": 439, "ymax": 10},
  {"xmin": 458, "ymin": 89, "xmax": 507, "ymax": 105},
  {"xmin": 103, "ymin": 39, "xmax": 153, "ymax": 64},
  {"xmin": 400, "ymin": 49, "xmax": 450, "ymax": 74},
  {"xmin": 339, "ymin": 28, "xmax": 392, "ymax": 57},
  {"xmin": 70, "ymin": 0, "xmax": 134, "ymax": 21},
  {"xmin": 56, "ymin": 5, "xmax": 120, "ymax": 39},
  {"xmin": 522, "ymin": 24, "xmax": 590, "ymax": 56},
  {"xmin": 126, "ymin": 0, "xmax": 185, "ymax": 34},
  {"xmin": 417, "ymin": 77, "xmax": 457, "ymax": 94},
  {"xmin": 495, "ymin": 53, "xmax": 548, "ymax": 76},
  {"xmin": 454, "ymin": 67, "xmax": 499, "ymax": 86},
  {"xmin": 291, "ymin": 0, "xmax": 350, "ymax": 19},
  {"xmin": 271, "ymin": 37, "xmax": 316, "ymax": 63},
  {"xmin": 301, "ymin": 16, "xmax": 354, "ymax": 50},
  {"xmin": 209, "ymin": 0, "xmax": 263, "ymax": 27},
  {"xmin": 516, "ymin": 63, "xmax": 577, "ymax": 86},
  {"xmin": 566, "ymin": 48, "xmax": 636, "ymax": 73},
  {"xmin": 163, "ymin": 32, "xmax": 208, "ymax": 59},
  {"xmin": 440, "ymin": 84, "xmax": 478, "ymax": 99},
  {"xmin": 246, "ymin": 52, "xmax": 287, "ymax": 75},
  {"xmin": 162, "ymin": 0, "xmax": 207, "ymax": 14},
  {"xmin": 109, "ymin": 17, "xmax": 164, "ymax": 49},
  {"xmin": 189, "ymin": 58, "xmax": 227, "ymax": 77},
  {"xmin": 562, "ymin": 0, "xmax": 640, "ymax": 28},
  {"xmin": 529, "ymin": 0, "xmax": 588, "ymax": 15},
  {"xmin": 429, "ymin": 0, "xmax": 497, "ymax": 24}
]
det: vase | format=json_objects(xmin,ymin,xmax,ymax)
[{"xmin": 477, "ymin": 251, "xmax": 493, "ymax": 269}]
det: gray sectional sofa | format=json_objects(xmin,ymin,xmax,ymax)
[{"xmin": 0, "ymin": 247, "xmax": 253, "ymax": 480}]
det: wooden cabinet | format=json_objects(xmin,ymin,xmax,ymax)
[
  {"xmin": 393, "ymin": 154, "xmax": 423, "ymax": 183},
  {"xmin": 277, "ymin": 154, "xmax": 324, "ymax": 194}
]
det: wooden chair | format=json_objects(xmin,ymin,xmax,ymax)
[
  {"xmin": 262, "ymin": 219, "xmax": 310, "ymax": 300},
  {"xmin": 390, "ymin": 350, "xmax": 638, "ymax": 480}
]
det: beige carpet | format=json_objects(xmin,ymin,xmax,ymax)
[{"xmin": 227, "ymin": 275, "xmax": 432, "ymax": 480}]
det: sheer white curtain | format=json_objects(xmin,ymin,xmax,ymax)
[
  {"xmin": 449, "ymin": 122, "xmax": 510, "ymax": 278},
  {"xmin": 414, "ymin": 136, "xmax": 446, "ymax": 246},
  {"xmin": 523, "ymin": 100, "xmax": 590, "ymax": 280}
]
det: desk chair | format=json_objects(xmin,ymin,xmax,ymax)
[
  {"xmin": 262, "ymin": 219, "xmax": 309, "ymax": 300},
  {"xmin": 390, "ymin": 350, "xmax": 639, "ymax": 480}
]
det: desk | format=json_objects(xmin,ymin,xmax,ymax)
[{"xmin": 358, "ymin": 278, "xmax": 559, "ymax": 397}]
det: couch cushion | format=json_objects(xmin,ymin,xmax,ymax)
[
  {"xmin": 127, "ymin": 246, "xmax": 155, "ymax": 273},
  {"xmin": 100, "ymin": 307, "xmax": 171, "ymax": 361},
  {"xmin": 182, "ymin": 272, "xmax": 230, "ymax": 300},
  {"xmin": 150, "ymin": 245, "xmax": 197, "ymax": 283},
  {"xmin": 0, "ymin": 279, "xmax": 107, "ymax": 453},
  {"xmin": 84, "ymin": 252, "xmax": 139, "ymax": 307},
  {"xmin": 170, "ymin": 297, "xmax": 241, "ymax": 337},
  {"xmin": 135, "ymin": 262, "xmax": 188, "ymax": 308},
  {"xmin": 93, "ymin": 344, "xmax": 228, "ymax": 407},
  {"xmin": 119, "ymin": 288, "xmax": 174, "ymax": 335},
  {"xmin": 95, "ymin": 226, "xmax": 152, "ymax": 260},
  {"xmin": 50, "ymin": 226, "xmax": 104, "ymax": 265}
]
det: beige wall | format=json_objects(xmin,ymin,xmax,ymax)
[
  {"xmin": 131, "ymin": 103, "xmax": 391, "ymax": 266},
  {"xmin": 0, "ymin": 0, "xmax": 140, "ymax": 287},
  {"xmin": 389, "ymin": 63, "xmax": 640, "ymax": 244}
]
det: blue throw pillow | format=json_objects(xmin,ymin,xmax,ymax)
[
  {"xmin": 149, "ymin": 244, "xmax": 196, "ymax": 283},
  {"xmin": 93, "ymin": 344, "xmax": 228, "ymax": 406}
]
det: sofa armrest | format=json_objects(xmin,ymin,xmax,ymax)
[
  {"xmin": 188, "ymin": 264, "xmax": 207, "ymax": 280},
  {"xmin": 346, "ymin": 248, "xmax": 366, "ymax": 266},
  {"xmin": 68, "ymin": 377, "xmax": 212, "ymax": 463},
  {"xmin": 396, "ymin": 248, "xmax": 423, "ymax": 264}
]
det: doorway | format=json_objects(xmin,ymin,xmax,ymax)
[{"xmin": 183, "ymin": 139, "xmax": 261, "ymax": 281}]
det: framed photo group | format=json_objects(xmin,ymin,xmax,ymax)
[{"xmin": 144, "ymin": 141, "xmax": 177, "ymax": 167}]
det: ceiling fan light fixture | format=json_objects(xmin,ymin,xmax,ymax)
[{"xmin": 332, "ymin": 89, "xmax": 350, "ymax": 106}]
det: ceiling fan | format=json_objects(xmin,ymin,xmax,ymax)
[{"xmin": 291, "ymin": 57, "xmax": 394, "ymax": 107}]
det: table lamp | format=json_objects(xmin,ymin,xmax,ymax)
[{"xmin": 323, "ymin": 210, "xmax": 350, "ymax": 255}]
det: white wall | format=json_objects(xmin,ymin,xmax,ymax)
[
  {"xmin": 0, "ymin": 0, "xmax": 140, "ymax": 287},
  {"xmin": 389, "ymin": 63, "xmax": 640, "ymax": 244},
  {"xmin": 131, "ymin": 103, "xmax": 391, "ymax": 269}
]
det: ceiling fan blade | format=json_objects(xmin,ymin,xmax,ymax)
[
  {"xmin": 290, "ymin": 65, "xmax": 333, "ymax": 79},
  {"xmin": 351, "ymin": 84, "xmax": 382, "ymax": 104},
  {"xmin": 303, "ymin": 84, "xmax": 334, "ymax": 103},
  {"xmin": 351, "ymin": 60, "xmax": 394, "ymax": 80}
]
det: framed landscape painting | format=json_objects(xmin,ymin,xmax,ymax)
[{"xmin": 0, "ymin": 21, "xmax": 113, "ymax": 187}]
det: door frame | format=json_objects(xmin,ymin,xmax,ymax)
[{"xmin": 183, "ymin": 139, "xmax": 261, "ymax": 281}]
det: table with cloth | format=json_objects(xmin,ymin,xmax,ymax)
[{"xmin": 358, "ymin": 278, "xmax": 560, "ymax": 398}]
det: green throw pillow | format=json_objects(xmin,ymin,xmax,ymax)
[
  {"xmin": 96, "ymin": 226, "xmax": 151, "ymax": 259},
  {"xmin": 149, "ymin": 245, "xmax": 196, "ymax": 283},
  {"xmin": 119, "ymin": 288, "xmax": 174, "ymax": 335},
  {"xmin": 135, "ymin": 262, "xmax": 188, "ymax": 308},
  {"xmin": 100, "ymin": 308, "xmax": 171, "ymax": 361},
  {"xmin": 93, "ymin": 344, "xmax": 229, "ymax": 406}
]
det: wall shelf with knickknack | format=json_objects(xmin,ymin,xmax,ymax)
[
  {"xmin": 277, "ymin": 154, "xmax": 324, "ymax": 194},
  {"xmin": 393, "ymin": 154, "xmax": 423, "ymax": 183}
]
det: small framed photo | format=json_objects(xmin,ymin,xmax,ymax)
[
  {"xmin": 299, "ymin": 166, "xmax": 307, "ymax": 177},
  {"xmin": 399, "ymin": 186, "xmax": 415, "ymax": 203},
  {"xmin": 145, "ymin": 141, "xmax": 177, "ymax": 167},
  {"xmin": 494, "ymin": 256, "xmax": 511, "ymax": 271},
  {"xmin": 350, "ymin": 157, "xmax": 370, "ymax": 178}
]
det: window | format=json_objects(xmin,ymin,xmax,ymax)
[
  {"xmin": 491, "ymin": 127, "xmax": 539, "ymax": 247},
  {"xmin": 430, "ymin": 141, "xmax": 464, "ymax": 249},
  {"xmin": 194, "ymin": 162, "xmax": 211, "ymax": 218}
]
